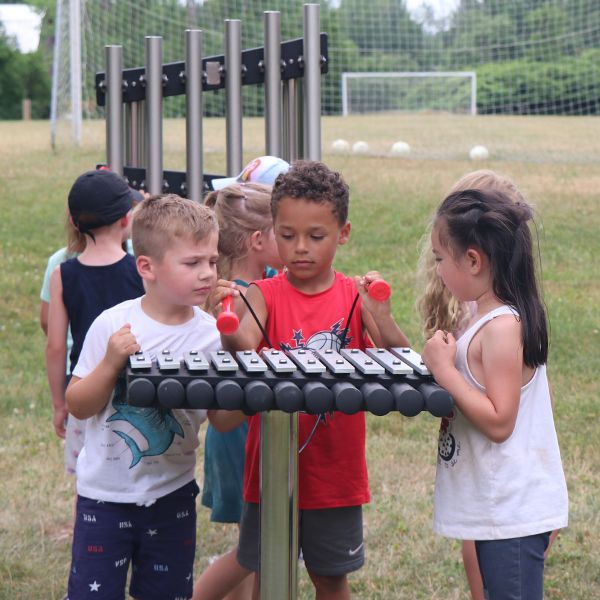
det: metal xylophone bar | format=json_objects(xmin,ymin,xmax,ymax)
[
  {"xmin": 125, "ymin": 347, "xmax": 454, "ymax": 418},
  {"xmin": 126, "ymin": 345, "xmax": 451, "ymax": 600}
]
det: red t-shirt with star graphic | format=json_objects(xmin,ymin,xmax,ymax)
[{"xmin": 243, "ymin": 272, "xmax": 370, "ymax": 509}]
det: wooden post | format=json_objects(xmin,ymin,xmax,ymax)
[{"xmin": 22, "ymin": 98, "xmax": 32, "ymax": 120}]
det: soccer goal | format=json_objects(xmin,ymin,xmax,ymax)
[{"xmin": 341, "ymin": 71, "xmax": 477, "ymax": 117}]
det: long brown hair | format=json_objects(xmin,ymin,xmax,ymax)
[
  {"xmin": 416, "ymin": 170, "xmax": 527, "ymax": 340},
  {"xmin": 435, "ymin": 187, "xmax": 547, "ymax": 367}
]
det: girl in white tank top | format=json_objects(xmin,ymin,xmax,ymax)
[{"xmin": 421, "ymin": 187, "xmax": 568, "ymax": 599}]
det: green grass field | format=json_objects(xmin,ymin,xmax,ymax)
[{"xmin": 1, "ymin": 115, "xmax": 599, "ymax": 599}]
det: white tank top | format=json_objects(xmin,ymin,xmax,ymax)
[{"xmin": 433, "ymin": 305, "xmax": 568, "ymax": 540}]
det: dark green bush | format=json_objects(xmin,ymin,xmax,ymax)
[
  {"xmin": 0, "ymin": 25, "xmax": 50, "ymax": 119},
  {"xmin": 476, "ymin": 50, "xmax": 600, "ymax": 115}
]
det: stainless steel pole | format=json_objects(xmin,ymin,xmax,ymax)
[
  {"xmin": 260, "ymin": 411, "xmax": 298, "ymax": 600},
  {"xmin": 105, "ymin": 45, "xmax": 123, "ymax": 175},
  {"xmin": 225, "ymin": 20, "xmax": 243, "ymax": 176},
  {"xmin": 261, "ymin": 13, "xmax": 296, "ymax": 598},
  {"xmin": 69, "ymin": 0, "xmax": 82, "ymax": 145},
  {"xmin": 303, "ymin": 4, "xmax": 321, "ymax": 161},
  {"xmin": 145, "ymin": 36, "xmax": 163, "ymax": 195},
  {"xmin": 263, "ymin": 11, "xmax": 282, "ymax": 157},
  {"xmin": 185, "ymin": 29, "xmax": 204, "ymax": 202},
  {"xmin": 288, "ymin": 413, "xmax": 299, "ymax": 598},
  {"xmin": 50, "ymin": 0, "xmax": 63, "ymax": 150}
]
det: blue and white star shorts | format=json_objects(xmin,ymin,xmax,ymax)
[{"xmin": 68, "ymin": 480, "xmax": 199, "ymax": 600}]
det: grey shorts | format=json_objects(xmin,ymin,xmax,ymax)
[{"xmin": 236, "ymin": 502, "xmax": 364, "ymax": 577}]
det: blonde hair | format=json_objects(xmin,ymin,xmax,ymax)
[
  {"xmin": 132, "ymin": 194, "xmax": 218, "ymax": 260},
  {"xmin": 416, "ymin": 170, "xmax": 527, "ymax": 340},
  {"xmin": 204, "ymin": 183, "xmax": 273, "ymax": 279},
  {"xmin": 64, "ymin": 210, "xmax": 86, "ymax": 254}
]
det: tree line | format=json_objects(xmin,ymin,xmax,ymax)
[{"xmin": 1, "ymin": 0, "xmax": 599, "ymax": 119}]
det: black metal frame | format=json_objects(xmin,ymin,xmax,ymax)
[
  {"xmin": 95, "ymin": 34, "xmax": 328, "ymax": 106},
  {"xmin": 120, "ymin": 166, "xmax": 218, "ymax": 196}
]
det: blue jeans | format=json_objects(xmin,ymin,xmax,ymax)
[{"xmin": 475, "ymin": 532, "xmax": 550, "ymax": 600}]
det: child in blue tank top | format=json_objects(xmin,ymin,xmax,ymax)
[
  {"xmin": 40, "ymin": 214, "xmax": 86, "ymax": 444},
  {"xmin": 45, "ymin": 169, "xmax": 144, "ymax": 456}
]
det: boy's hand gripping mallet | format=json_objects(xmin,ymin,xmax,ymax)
[
  {"xmin": 366, "ymin": 279, "xmax": 391, "ymax": 302},
  {"xmin": 217, "ymin": 296, "xmax": 240, "ymax": 335}
]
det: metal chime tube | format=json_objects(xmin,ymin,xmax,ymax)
[
  {"xmin": 125, "ymin": 101, "xmax": 144, "ymax": 168},
  {"xmin": 303, "ymin": 4, "xmax": 321, "ymax": 160},
  {"xmin": 283, "ymin": 78, "xmax": 299, "ymax": 163},
  {"xmin": 225, "ymin": 20, "xmax": 243, "ymax": 176},
  {"xmin": 105, "ymin": 45, "xmax": 123, "ymax": 174},
  {"xmin": 263, "ymin": 11, "xmax": 282, "ymax": 157},
  {"xmin": 145, "ymin": 36, "xmax": 163, "ymax": 195},
  {"xmin": 186, "ymin": 29, "xmax": 204, "ymax": 202}
]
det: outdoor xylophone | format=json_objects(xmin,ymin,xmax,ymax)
[{"xmin": 125, "ymin": 346, "xmax": 454, "ymax": 418}]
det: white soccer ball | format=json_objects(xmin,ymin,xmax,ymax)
[
  {"xmin": 469, "ymin": 145, "xmax": 490, "ymax": 161},
  {"xmin": 331, "ymin": 139, "xmax": 350, "ymax": 153},
  {"xmin": 390, "ymin": 141, "xmax": 411, "ymax": 157},
  {"xmin": 352, "ymin": 141, "xmax": 369, "ymax": 155}
]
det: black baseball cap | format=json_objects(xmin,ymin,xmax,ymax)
[{"xmin": 68, "ymin": 170, "xmax": 135, "ymax": 233}]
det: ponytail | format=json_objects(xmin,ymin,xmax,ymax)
[{"xmin": 204, "ymin": 183, "xmax": 273, "ymax": 280}]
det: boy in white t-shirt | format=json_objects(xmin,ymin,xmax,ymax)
[{"xmin": 65, "ymin": 194, "xmax": 239, "ymax": 600}]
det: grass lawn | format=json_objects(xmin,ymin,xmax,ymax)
[{"xmin": 0, "ymin": 115, "xmax": 599, "ymax": 599}]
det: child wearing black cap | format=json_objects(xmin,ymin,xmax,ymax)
[{"xmin": 45, "ymin": 169, "xmax": 145, "ymax": 470}]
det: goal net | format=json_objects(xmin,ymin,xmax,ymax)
[
  {"xmin": 341, "ymin": 72, "xmax": 476, "ymax": 116},
  {"xmin": 50, "ymin": 0, "xmax": 600, "ymax": 163}
]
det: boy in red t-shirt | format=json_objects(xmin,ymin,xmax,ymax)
[{"xmin": 212, "ymin": 160, "xmax": 410, "ymax": 599}]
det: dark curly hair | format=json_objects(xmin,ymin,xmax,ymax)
[{"xmin": 271, "ymin": 160, "xmax": 349, "ymax": 225}]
